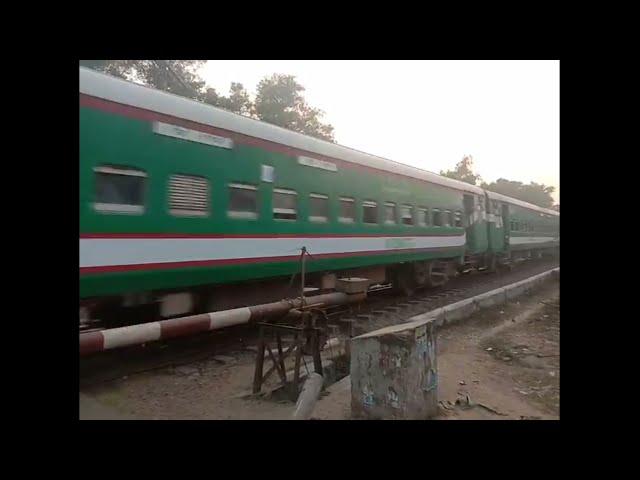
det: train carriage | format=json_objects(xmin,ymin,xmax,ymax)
[
  {"xmin": 485, "ymin": 191, "xmax": 559, "ymax": 263},
  {"xmin": 79, "ymin": 67, "xmax": 558, "ymax": 327}
]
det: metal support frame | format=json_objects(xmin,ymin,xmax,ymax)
[
  {"xmin": 252, "ymin": 246, "xmax": 332, "ymax": 398},
  {"xmin": 252, "ymin": 320, "xmax": 323, "ymax": 398}
]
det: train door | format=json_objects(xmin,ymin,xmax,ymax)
[
  {"xmin": 502, "ymin": 203, "xmax": 510, "ymax": 250},
  {"xmin": 463, "ymin": 194, "xmax": 475, "ymax": 249},
  {"xmin": 487, "ymin": 196, "xmax": 506, "ymax": 254},
  {"xmin": 463, "ymin": 193, "xmax": 488, "ymax": 255}
]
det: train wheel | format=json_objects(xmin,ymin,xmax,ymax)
[
  {"xmin": 413, "ymin": 261, "xmax": 428, "ymax": 286},
  {"xmin": 424, "ymin": 261, "xmax": 449, "ymax": 288},
  {"xmin": 394, "ymin": 264, "xmax": 417, "ymax": 296},
  {"xmin": 486, "ymin": 254, "xmax": 497, "ymax": 273},
  {"xmin": 397, "ymin": 274, "xmax": 416, "ymax": 297}
]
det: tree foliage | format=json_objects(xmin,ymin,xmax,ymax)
[
  {"xmin": 254, "ymin": 74, "xmax": 334, "ymax": 141},
  {"xmin": 80, "ymin": 60, "xmax": 207, "ymax": 100},
  {"xmin": 200, "ymin": 82, "xmax": 253, "ymax": 117},
  {"xmin": 218, "ymin": 82, "xmax": 254, "ymax": 117},
  {"xmin": 80, "ymin": 61, "xmax": 334, "ymax": 142},
  {"xmin": 481, "ymin": 178, "xmax": 556, "ymax": 209},
  {"xmin": 439, "ymin": 154, "xmax": 557, "ymax": 208},
  {"xmin": 440, "ymin": 155, "xmax": 482, "ymax": 185}
]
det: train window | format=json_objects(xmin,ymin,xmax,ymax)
[
  {"xmin": 309, "ymin": 193, "xmax": 329, "ymax": 222},
  {"xmin": 432, "ymin": 209, "xmax": 443, "ymax": 226},
  {"xmin": 362, "ymin": 200, "xmax": 378, "ymax": 224},
  {"xmin": 447, "ymin": 211, "xmax": 454, "ymax": 227},
  {"xmin": 339, "ymin": 197, "xmax": 355, "ymax": 223},
  {"xmin": 384, "ymin": 202, "xmax": 397, "ymax": 224},
  {"xmin": 417, "ymin": 207, "xmax": 430, "ymax": 226},
  {"xmin": 273, "ymin": 188, "xmax": 297, "ymax": 220},
  {"xmin": 228, "ymin": 183, "xmax": 258, "ymax": 219},
  {"xmin": 168, "ymin": 174, "xmax": 209, "ymax": 217},
  {"xmin": 442, "ymin": 210, "xmax": 451, "ymax": 227},
  {"xmin": 401, "ymin": 205, "xmax": 413, "ymax": 225},
  {"xmin": 454, "ymin": 211, "xmax": 463, "ymax": 227},
  {"xmin": 94, "ymin": 166, "xmax": 146, "ymax": 214}
]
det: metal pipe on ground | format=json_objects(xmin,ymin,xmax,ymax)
[
  {"xmin": 80, "ymin": 292, "xmax": 366, "ymax": 356},
  {"xmin": 292, "ymin": 373, "xmax": 324, "ymax": 420}
]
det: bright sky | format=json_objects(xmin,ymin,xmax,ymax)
[{"xmin": 199, "ymin": 60, "xmax": 559, "ymax": 203}]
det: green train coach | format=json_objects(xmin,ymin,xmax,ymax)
[{"xmin": 79, "ymin": 67, "xmax": 559, "ymax": 326}]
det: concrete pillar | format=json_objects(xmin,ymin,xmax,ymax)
[{"xmin": 350, "ymin": 317, "xmax": 438, "ymax": 420}]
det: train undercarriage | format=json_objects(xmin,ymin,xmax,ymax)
[{"xmin": 80, "ymin": 247, "xmax": 558, "ymax": 331}]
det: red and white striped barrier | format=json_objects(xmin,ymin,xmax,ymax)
[{"xmin": 80, "ymin": 292, "xmax": 365, "ymax": 356}]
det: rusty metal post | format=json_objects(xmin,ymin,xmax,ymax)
[
  {"xmin": 300, "ymin": 246, "xmax": 307, "ymax": 307},
  {"xmin": 276, "ymin": 330, "xmax": 286, "ymax": 385},
  {"xmin": 293, "ymin": 332, "xmax": 302, "ymax": 395},
  {"xmin": 266, "ymin": 342, "xmax": 287, "ymax": 385},
  {"xmin": 311, "ymin": 329, "xmax": 323, "ymax": 375},
  {"xmin": 253, "ymin": 325, "xmax": 266, "ymax": 394}
]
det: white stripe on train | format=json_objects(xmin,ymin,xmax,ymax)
[
  {"xmin": 79, "ymin": 234, "xmax": 466, "ymax": 268},
  {"xmin": 509, "ymin": 236, "xmax": 557, "ymax": 245}
]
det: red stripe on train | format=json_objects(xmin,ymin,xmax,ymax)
[{"xmin": 79, "ymin": 331, "xmax": 104, "ymax": 355}]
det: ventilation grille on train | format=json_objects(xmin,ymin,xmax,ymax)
[{"xmin": 169, "ymin": 174, "xmax": 209, "ymax": 216}]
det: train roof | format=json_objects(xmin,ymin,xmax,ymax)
[
  {"xmin": 79, "ymin": 67, "xmax": 558, "ymax": 217},
  {"xmin": 486, "ymin": 190, "xmax": 559, "ymax": 217}
]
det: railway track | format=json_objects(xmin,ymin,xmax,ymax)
[{"xmin": 79, "ymin": 257, "xmax": 559, "ymax": 387}]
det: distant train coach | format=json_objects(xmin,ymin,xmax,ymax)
[{"xmin": 79, "ymin": 67, "xmax": 559, "ymax": 327}]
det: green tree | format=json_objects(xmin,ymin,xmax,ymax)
[
  {"xmin": 438, "ymin": 154, "xmax": 557, "ymax": 208},
  {"xmin": 440, "ymin": 155, "xmax": 482, "ymax": 185},
  {"xmin": 481, "ymin": 178, "xmax": 556, "ymax": 208},
  {"xmin": 216, "ymin": 82, "xmax": 254, "ymax": 117},
  {"xmin": 254, "ymin": 74, "xmax": 335, "ymax": 142},
  {"xmin": 80, "ymin": 60, "xmax": 207, "ymax": 100}
]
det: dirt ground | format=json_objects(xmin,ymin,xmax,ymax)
[
  {"xmin": 434, "ymin": 282, "xmax": 559, "ymax": 420},
  {"xmin": 80, "ymin": 337, "xmax": 350, "ymax": 420},
  {"xmin": 80, "ymin": 349, "xmax": 298, "ymax": 420},
  {"xmin": 312, "ymin": 281, "xmax": 560, "ymax": 420},
  {"xmin": 80, "ymin": 281, "xmax": 559, "ymax": 420}
]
